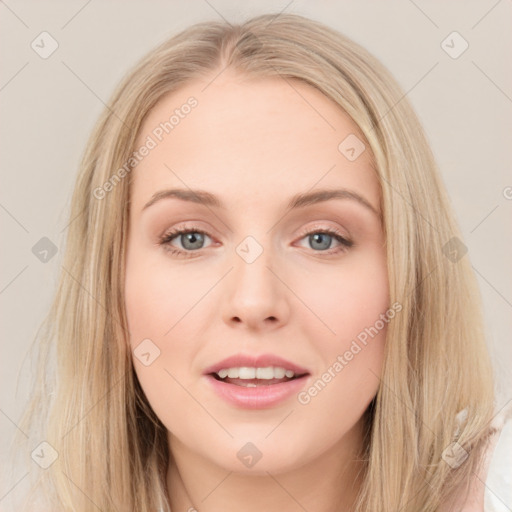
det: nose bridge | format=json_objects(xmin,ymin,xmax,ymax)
[
  {"xmin": 233, "ymin": 233, "xmax": 276, "ymax": 299},
  {"xmin": 222, "ymin": 232, "xmax": 289, "ymax": 329}
]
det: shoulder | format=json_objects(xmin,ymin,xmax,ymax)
[{"xmin": 484, "ymin": 403, "xmax": 512, "ymax": 512}]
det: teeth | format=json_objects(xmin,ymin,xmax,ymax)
[
  {"xmin": 273, "ymin": 367, "xmax": 286, "ymax": 379},
  {"xmin": 239, "ymin": 367, "xmax": 256, "ymax": 379},
  {"xmin": 256, "ymin": 367, "xmax": 274, "ymax": 379},
  {"xmin": 227, "ymin": 368, "xmax": 238, "ymax": 378},
  {"xmin": 215, "ymin": 366, "xmax": 297, "ymax": 380}
]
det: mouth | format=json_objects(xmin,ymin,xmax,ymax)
[
  {"xmin": 203, "ymin": 354, "xmax": 311, "ymax": 409},
  {"xmin": 209, "ymin": 366, "xmax": 309, "ymax": 387}
]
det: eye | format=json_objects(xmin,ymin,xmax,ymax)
[
  {"xmin": 296, "ymin": 226, "xmax": 353, "ymax": 255},
  {"xmin": 159, "ymin": 225, "xmax": 213, "ymax": 258},
  {"xmin": 158, "ymin": 224, "xmax": 353, "ymax": 258}
]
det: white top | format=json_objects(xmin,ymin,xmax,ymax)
[{"xmin": 484, "ymin": 418, "xmax": 512, "ymax": 511}]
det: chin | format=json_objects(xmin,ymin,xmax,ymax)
[{"xmin": 206, "ymin": 436, "xmax": 313, "ymax": 475}]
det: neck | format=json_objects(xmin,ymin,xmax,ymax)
[{"xmin": 166, "ymin": 419, "xmax": 366, "ymax": 512}]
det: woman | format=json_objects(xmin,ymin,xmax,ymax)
[{"xmin": 15, "ymin": 13, "xmax": 501, "ymax": 511}]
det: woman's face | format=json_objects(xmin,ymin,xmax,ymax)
[{"xmin": 125, "ymin": 73, "xmax": 389, "ymax": 474}]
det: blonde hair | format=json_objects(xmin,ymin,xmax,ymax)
[{"xmin": 13, "ymin": 12, "xmax": 495, "ymax": 511}]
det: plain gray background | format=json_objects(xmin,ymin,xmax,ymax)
[{"xmin": 1, "ymin": 0, "xmax": 511, "ymax": 508}]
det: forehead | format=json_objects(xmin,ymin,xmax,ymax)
[{"xmin": 130, "ymin": 73, "xmax": 380, "ymax": 212}]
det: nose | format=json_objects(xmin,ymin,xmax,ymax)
[{"xmin": 221, "ymin": 239, "xmax": 290, "ymax": 331}]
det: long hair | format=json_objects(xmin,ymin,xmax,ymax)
[{"xmin": 13, "ymin": 12, "xmax": 495, "ymax": 511}]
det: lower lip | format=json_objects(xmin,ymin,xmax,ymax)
[{"xmin": 204, "ymin": 374, "xmax": 310, "ymax": 409}]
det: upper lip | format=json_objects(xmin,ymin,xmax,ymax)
[{"xmin": 203, "ymin": 353, "xmax": 310, "ymax": 376}]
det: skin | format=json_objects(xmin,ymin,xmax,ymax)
[{"xmin": 124, "ymin": 72, "xmax": 390, "ymax": 511}]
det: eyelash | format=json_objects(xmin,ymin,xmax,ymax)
[{"xmin": 158, "ymin": 224, "xmax": 353, "ymax": 259}]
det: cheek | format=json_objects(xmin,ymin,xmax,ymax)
[
  {"xmin": 124, "ymin": 245, "xmax": 215, "ymax": 421},
  {"xmin": 294, "ymin": 249, "xmax": 389, "ymax": 409},
  {"xmin": 124, "ymin": 246, "xmax": 210, "ymax": 341},
  {"xmin": 124, "ymin": 251, "xmax": 202, "ymax": 438},
  {"xmin": 299, "ymin": 249, "xmax": 389, "ymax": 345}
]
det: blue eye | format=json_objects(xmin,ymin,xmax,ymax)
[
  {"xmin": 173, "ymin": 231, "xmax": 208, "ymax": 251},
  {"xmin": 159, "ymin": 226, "xmax": 353, "ymax": 258},
  {"xmin": 159, "ymin": 227, "xmax": 212, "ymax": 257},
  {"xmin": 309, "ymin": 232, "xmax": 339, "ymax": 251},
  {"xmin": 298, "ymin": 228, "xmax": 353, "ymax": 254}
]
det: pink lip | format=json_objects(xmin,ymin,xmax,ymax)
[
  {"xmin": 204, "ymin": 374, "xmax": 310, "ymax": 409},
  {"xmin": 202, "ymin": 353, "xmax": 310, "ymax": 376},
  {"xmin": 202, "ymin": 353, "xmax": 311, "ymax": 410}
]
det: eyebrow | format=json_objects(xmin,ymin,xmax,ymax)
[{"xmin": 142, "ymin": 188, "xmax": 380, "ymax": 217}]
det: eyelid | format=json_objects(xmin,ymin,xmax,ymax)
[
  {"xmin": 158, "ymin": 223, "xmax": 214, "ymax": 246},
  {"xmin": 296, "ymin": 222, "xmax": 351, "ymax": 241}
]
